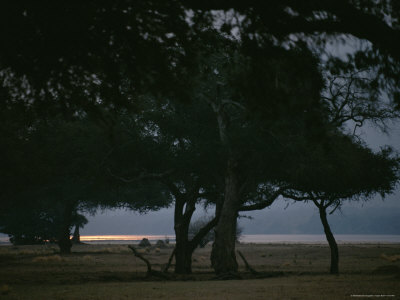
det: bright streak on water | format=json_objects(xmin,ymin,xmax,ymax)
[{"xmin": 80, "ymin": 235, "xmax": 175, "ymax": 243}]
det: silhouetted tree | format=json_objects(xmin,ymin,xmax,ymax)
[
  {"xmin": 0, "ymin": 115, "xmax": 169, "ymax": 253},
  {"xmin": 104, "ymin": 99, "xmax": 224, "ymax": 274},
  {"xmin": 282, "ymin": 136, "xmax": 399, "ymax": 274},
  {"xmin": 189, "ymin": 32, "xmax": 326, "ymax": 275},
  {"xmin": 184, "ymin": 2, "xmax": 400, "ymax": 274},
  {"xmin": 0, "ymin": 117, "xmax": 106, "ymax": 251}
]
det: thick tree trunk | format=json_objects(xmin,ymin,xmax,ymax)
[
  {"xmin": 174, "ymin": 226, "xmax": 193, "ymax": 274},
  {"xmin": 173, "ymin": 193, "xmax": 196, "ymax": 275},
  {"xmin": 57, "ymin": 202, "xmax": 74, "ymax": 254},
  {"xmin": 58, "ymin": 225, "xmax": 72, "ymax": 254},
  {"xmin": 211, "ymin": 159, "xmax": 240, "ymax": 275},
  {"xmin": 319, "ymin": 207, "xmax": 339, "ymax": 274}
]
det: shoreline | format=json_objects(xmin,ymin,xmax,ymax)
[{"xmin": 1, "ymin": 233, "xmax": 400, "ymax": 246}]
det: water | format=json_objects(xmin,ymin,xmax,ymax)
[
  {"xmin": 240, "ymin": 234, "xmax": 400, "ymax": 244},
  {"xmin": 1, "ymin": 234, "xmax": 399, "ymax": 245},
  {"xmin": 80, "ymin": 235, "xmax": 176, "ymax": 244}
]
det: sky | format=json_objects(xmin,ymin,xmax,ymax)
[{"xmin": 81, "ymin": 122, "xmax": 400, "ymax": 236}]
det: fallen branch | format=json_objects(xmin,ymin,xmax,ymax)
[
  {"xmin": 237, "ymin": 250, "xmax": 259, "ymax": 275},
  {"xmin": 163, "ymin": 247, "xmax": 176, "ymax": 273},
  {"xmin": 128, "ymin": 245, "xmax": 169, "ymax": 279},
  {"xmin": 128, "ymin": 245, "xmax": 152, "ymax": 273}
]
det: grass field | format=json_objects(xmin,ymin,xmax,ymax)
[{"xmin": 0, "ymin": 243, "xmax": 399, "ymax": 299}]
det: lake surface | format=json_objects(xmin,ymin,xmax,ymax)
[
  {"xmin": 2, "ymin": 234, "xmax": 399, "ymax": 245},
  {"xmin": 240, "ymin": 234, "xmax": 400, "ymax": 244}
]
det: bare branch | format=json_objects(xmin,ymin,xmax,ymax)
[{"xmin": 329, "ymin": 201, "xmax": 341, "ymax": 215}]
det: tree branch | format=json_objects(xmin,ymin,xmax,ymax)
[
  {"xmin": 128, "ymin": 245, "xmax": 152, "ymax": 274},
  {"xmin": 240, "ymin": 188, "xmax": 283, "ymax": 211},
  {"xmin": 189, "ymin": 214, "xmax": 220, "ymax": 251},
  {"xmin": 108, "ymin": 168, "xmax": 174, "ymax": 183}
]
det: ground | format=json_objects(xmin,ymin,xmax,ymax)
[{"xmin": 0, "ymin": 243, "xmax": 399, "ymax": 299}]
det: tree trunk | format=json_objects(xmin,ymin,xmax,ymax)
[
  {"xmin": 211, "ymin": 158, "xmax": 240, "ymax": 275},
  {"xmin": 58, "ymin": 224, "xmax": 72, "ymax": 254},
  {"xmin": 173, "ymin": 193, "xmax": 196, "ymax": 275},
  {"xmin": 71, "ymin": 225, "xmax": 80, "ymax": 244},
  {"xmin": 174, "ymin": 225, "xmax": 193, "ymax": 274},
  {"xmin": 57, "ymin": 202, "xmax": 74, "ymax": 254},
  {"xmin": 319, "ymin": 207, "xmax": 339, "ymax": 274}
]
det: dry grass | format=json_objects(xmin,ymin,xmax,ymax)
[
  {"xmin": 31, "ymin": 255, "xmax": 64, "ymax": 263},
  {"xmin": 0, "ymin": 284, "xmax": 11, "ymax": 296},
  {"xmin": 381, "ymin": 253, "xmax": 400, "ymax": 262},
  {"xmin": 0, "ymin": 243, "xmax": 399, "ymax": 299}
]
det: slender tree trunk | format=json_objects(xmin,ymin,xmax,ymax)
[
  {"xmin": 319, "ymin": 207, "xmax": 339, "ymax": 274},
  {"xmin": 211, "ymin": 158, "xmax": 240, "ymax": 275}
]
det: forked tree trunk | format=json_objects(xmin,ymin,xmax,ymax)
[
  {"xmin": 319, "ymin": 207, "xmax": 339, "ymax": 274},
  {"xmin": 173, "ymin": 188, "xmax": 221, "ymax": 274},
  {"xmin": 211, "ymin": 159, "xmax": 240, "ymax": 275},
  {"xmin": 174, "ymin": 214, "xmax": 221, "ymax": 274}
]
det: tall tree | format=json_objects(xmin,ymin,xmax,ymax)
[
  {"xmin": 181, "ymin": 2, "xmax": 400, "ymax": 274},
  {"xmin": 282, "ymin": 135, "xmax": 399, "ymax": 274},
  {"xmin": 278, "ymin": 67, "xmax": 400, "ymax": 274},
  {"xmin": 189, "ymin": 32, "xmax": 326, "ymax": 275},
  {"xmin": 104, "ymin": 100, "xmax": 225, "ymax": 274},
  {"xmin": 1, "ymin": 117, "xmax": 106, "ymax": 252}
]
